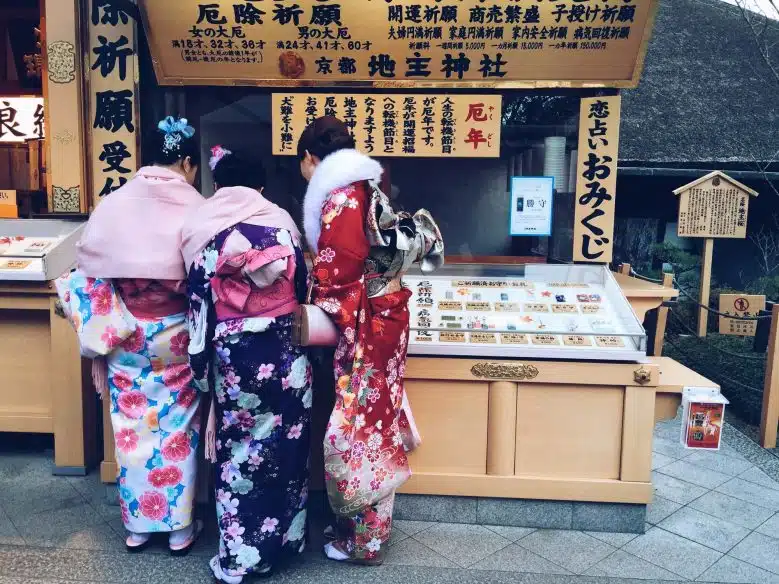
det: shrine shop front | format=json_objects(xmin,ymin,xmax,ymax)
[{"xmin": 36, "ymin": 0, "xmax": 721, "ymax": 532}]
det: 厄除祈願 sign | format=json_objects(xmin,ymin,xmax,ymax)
[{"xmin": 139, "ymin": 0, "xmax": 657, "ymax": 88}]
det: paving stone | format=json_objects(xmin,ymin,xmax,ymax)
[
  {"xmin": 482, "ymin": 525, "xmax": 535, "ymax": 543},
  {"xmin": 584, "ymin": 549, "xmax": 683, "ymax": 581},
  {"xmin": 517, "ymin": 529, "xmax": 615, "ymax": 574},
  {"xmin": 652, "ymin": 437, "xmax": 692, "ymax": 459},
  {"xmin": 698, "ymin": 555, "xmax": 779, "ymax": 584},
  {"xmin": 756, "ymin": 512, "xmax": 779, "ymax": 538},
  {"xmin": 15, "ymin": 502, "xmax": 106, "ymax": 545},
  {"xmin": 0, "ymin": 507, "xmax": 24, "ymax": 547},
  {"xmin": 585, "ymin": 531, "xmax": 639, "ymax": 548},
  {"xmin": 471, "ymin": 543, "xmax": 571, "ymax": 574},
  {"xmin": 393, "ymin": 520, "xmax": 435, "ymax": 536},
  {"xmin": 656, "ymin": 460, "xmax": 732, "ymax": 489},
  {"xmin": 622, "ymin": 527, "xmax": 722, "ymax": 579},
  {"xmin": 476, "ymin": 499, "xmax": 572, "ymax": 530},
  {"xmin": 690, "ymin": 491, "xmax": 776, "ymax": 530},
  {"xmin": 571, "ymin": 502, "xmax": 645, "ymax": 533},
  {"xmin": 684, "ymin": 451, "xmax": 754, "ymax": 476},
  {"xmin": 384, "ymin": 537, "xmax": 457, "ymax": 569},
  {"xmin": 394, "ymin": 495, "xmax": 477, "ymax": 524},
  {"xmin": 729, "ymin": 532, "xmax": 779, "ymax": 574},
  {"xmin": 646, "ymin": 496, "xmax": 682, "ymax": 525},
  {"xmin": 652, "ymin": 452, "xmax": 677, "ymax": 470},
  {"xmin": 740, "ymin": 467, "xmax": 779, "ymax": 490},
  {"xmin": 414, "ymin": 523, "xmax": 510, "ymax": 568},
  {"xmin": 25, "ymin": 523, "xmax": 126, "ymax": 552},
  {"xmin": 652, "ymin": 471, "xmax": 708, "ymax": 505},
  {"xmin": 0, "ymin": 478, "xmax": 84, "ymax": 520},
  {"xmin": 658, "ymin": 507, "xmax": 750, "ymax": 553},
  {"xmin": 716, "ymin": 478, "xmax": 779, "ymax": 511}
]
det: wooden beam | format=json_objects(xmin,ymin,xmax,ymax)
[
  {"xmin": 760, "ymin": 304, "xmax": 779, "ymax": 448},
  {"xmin": 698, "ymin": 239, "xmax": 714, "ymax": 337}
]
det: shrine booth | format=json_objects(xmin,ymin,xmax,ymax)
[{"xmin": 21, "ymin": 0, "xmax": 721, "ymax": 532}]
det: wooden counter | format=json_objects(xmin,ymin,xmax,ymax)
[
  {"xmin": 398, "ymin": 356, "xmax": 715, "ymax": 504},
  {"xmin": 0, "ymin": 281, "xmax": 98, "ymax": 475}
]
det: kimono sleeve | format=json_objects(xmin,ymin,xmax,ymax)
[
  {"xmin": 55, "ymin": 269, "xmax": 135, "ymax": 358},
  {"xmin": 186, "ymin": 248, "xmax": 217, "ymax": 392},
  {"xmin": 312, "ymin": 185, "xmax": 370, "ymax": 334}
]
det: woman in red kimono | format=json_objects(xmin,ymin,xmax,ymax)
[{"xmin": 298, "ymin": 117, "xmax": 444, "ymax": 565}]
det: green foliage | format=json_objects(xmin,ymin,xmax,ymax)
[{"xmin": 746, "ymin": 276, "xmax": 779, "ymax": 302}]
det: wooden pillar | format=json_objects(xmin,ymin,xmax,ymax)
[
  {"xmin": 42, "ymin": 0, "xmax": 89, "ymax": 213},
  {"xmin": 486, "ymin": 381, "xmax": 517, "ymax": 476},
  {"xmin": 760, "ymin": 304, "xmax": 779, "ymax": 449},
  {"xmin": 653, "ymin": 272, "xmax": 674, "ymax": 356},
  {"xmin": 698, "ymin": 238, "xmax": 714, "ymax": 337},
  {"xmin": 50, "ymin": 297, "xmax": 97, "ymax": 474},
  {"xmin": 620, "ymin": 386, "xmax": 656, "ymax": 482},
  {"xmin": 620, "ymin": 263, "xmax": 631, "ymax": 276}
]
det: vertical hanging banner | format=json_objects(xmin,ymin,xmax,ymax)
[
  {"xmin": 272, "ymin": 93, "xmax": 501, "ymax": 157},
  {"xmin": 44, "ymin": 0, "xmax": 89, "ymax": 213},
  {"xmin": 88, "ymin": 0, "xmax": 141, "ymax": 208},
  {"xmin": 573, "ymin": 95, "xmax": 621, "ymax": 263}
]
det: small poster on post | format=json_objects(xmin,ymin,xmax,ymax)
[
  {"xmin": 510, "ymin": 177, "xmax": 554, "ymax": 237},
  {"xmin": 680, "ymin": 387, "xmax": 729, "ymax": 450}
]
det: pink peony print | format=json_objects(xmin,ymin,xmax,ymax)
[
  {"xmin": 261, "ymin": 517, "xmax": 279, "ymax": 534},
  {"xmin": 122, "ymin": 326, "xmax": 145, "ymax": 353},
  {"xmin": 90, "ymin": 284, "xmax": 112, "ymax": 316},
  {"xmin": 161, "ymin": 431, "xmax": 191, "ymax": 462},
  {"xmin": 256, "ymin": 364, "xmax": 275, "ymax": 381},
  {"xmin": 117, "ymin": 391, "xmax": 147, "ymax": 419},
  {"xmin": 318, "ymin": 247, "xmax": 336, "ymax": 263},
  {"xmin": 169, "ymin": 331, "xmax": 190, "ymax": 357},
  {"xmin": 138, "ymin": 491, "xmax": 168, "ymax": 521},
  {"xmin": 176, "ymin": 387, "xmax": 197, "ymax": 409},
  {"xmin": 115, "ymin": 428, "xmax": 138, "ymax": 453},
  {"xmin": 163, "ymin": 363, "xmax": 192, "ymax": 390},
  {"xmin": 112, "ymin": 372, "xmax": 134, "ymax": 392},
  {"xmin": 101, "ymin": 326, "xmax": 122, "ymax": 350},
  {"xmin": 287, "ymin": 423, "xmax": 303, "ymax": 440},
  {"xmin": 148, "ymin": 466, "xmax": 183, "ymax": 488}
]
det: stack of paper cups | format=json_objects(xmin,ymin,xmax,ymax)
[
  {"xmin": 568, "ymin": 149, "xmax": 578, "ymax": 193},
  {"xmin": 543, "ymin": 136, "xmax": 567, "ymax": 193}
]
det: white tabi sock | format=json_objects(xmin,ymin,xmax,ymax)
[
  {"xmin": 324, "ymin": 542, "xmax": 350, "ymax": 561},
  {"xmin": 168, "ymin": 523, "xmax": 195, "ymax": 546}
]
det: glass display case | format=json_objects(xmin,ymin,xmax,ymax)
[
  {"xmin": 0, "ymin": 219, "xmax": 85, "ymax": 281},
  {"xmin": 405, "ymin": 264, "xmax": 647, "ymax": 362}
]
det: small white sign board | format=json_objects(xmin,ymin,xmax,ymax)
[{"xmin": 510, "ymin": 176, "xmax": 554, "ymax": 237}]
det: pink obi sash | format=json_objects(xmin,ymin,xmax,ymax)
[
  {"xmin": 211, "ymin": 244, "xmax": 299, "ymax": 321},
  {"xmin": 115, "ymin": 278, "xmax": 187, "ymax": 319}
]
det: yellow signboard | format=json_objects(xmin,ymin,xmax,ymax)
[
  {"xmin": 718, "ymin": 294, "xmax": 765, "ymax": 336},
  {"xmin": 0, "ymin": 190, "xmax": 18, "ymax": 219},
  {"xmin": 272, "ymin": 94, "xmax": 501, "ymax": 157},
  {"xmin": 674, "ymin": 172, "xmax": 758, "ymax": 239},
  {"xmin": 573, "ymin": 95, "xmax": 621, "ymax": 263},
  {"xmin": 88, "ymin": 0, "xmax": 141, "ymax": 208},
  {"xmin": 139, "ymin": 0, "xmax": 658, "ymax": 88}
]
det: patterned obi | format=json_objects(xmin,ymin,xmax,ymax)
[
  {"xmin": 211, "ymin": 243, "xmax": 299, "ymax": 322},
  {"xmin": 363, "ymin": 180, "xmax": 445, "ymax": 300},
  {"xmin": 115, "ymin": 278, "xmax": 187, "ymax": 319}
]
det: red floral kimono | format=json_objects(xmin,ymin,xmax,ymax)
[{"xmin": 304, "ymin": 149, "xmax": 443, "ymax": 563}]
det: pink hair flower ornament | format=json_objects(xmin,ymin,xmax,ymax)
[{"xmin": 209, "ymin": 145, "xmax": 232, "ymax": 171}]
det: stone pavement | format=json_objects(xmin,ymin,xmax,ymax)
[{"xmin": 3, "ymin": 416, "xmax": 779, "ymax": 583}]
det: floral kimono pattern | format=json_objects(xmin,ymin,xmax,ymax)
[
  {"xmin": 188, "ymin": 223, "xmax": 311, "ymax": 579},
  {"xmin": 56, "ymin": 271, "xmax": 200, "ymax": 534},
  {"xmin": 312, "ymin": 180, "xmax": 443, "ymax": 563}
]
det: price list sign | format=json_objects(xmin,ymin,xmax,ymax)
[
  {"xmin": 139, "ymin": 0, "xmax": 657, "ymax": 88},
  {"xmin": 272, "ymin": 93, "xmax": 501, "ymax": 157}
]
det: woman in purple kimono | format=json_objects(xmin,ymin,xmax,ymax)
[{"xmin": 182, "ymin": 147, "xmax": 311, "ymax": 582}]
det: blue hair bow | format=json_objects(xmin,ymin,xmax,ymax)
[{"xmin": 158, "ymin": 116, "xmax": 195, "ymax": 139}]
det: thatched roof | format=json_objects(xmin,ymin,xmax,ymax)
[{"xmin": 620, "ymin": 0, "xmax": 779, "ymax": 166}]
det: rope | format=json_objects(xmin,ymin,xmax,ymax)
[
  {"xmin": 673, "ymin": 279, "xmax": 774, "ymax": 321},
  {"xmin": 629, "ymin": 269, "xmax": 664, "ymax": 284},
  {"xmin": 664, "ymin": 335, "xmax": 765, "ymax": 396},
  {"xmin": 667, "ymin": 311, "xmax": 767, "ymax": 361}
]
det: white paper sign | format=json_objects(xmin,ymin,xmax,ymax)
[
  {"xmin": 510, "ymin": 177, "xmax": 554, "ymax": 237},
  {"xmin": 0, "ymin": 97, "xmax": 44, "ymax": 143}
]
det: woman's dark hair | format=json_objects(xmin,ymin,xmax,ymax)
[
  {"xmin": 143, "ymin": 117, "xmax": 201, "ymax": 167},
  {"xmin": 211, "ymin": 148, "xmax": 266, "ymax": 190},
  {"xmin": 297, "ymin": 116, "xmax": 356, "ymax": 160}
]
